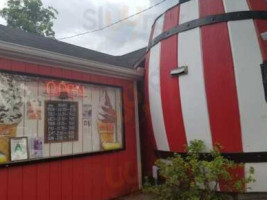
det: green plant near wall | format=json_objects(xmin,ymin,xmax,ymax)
[{"xmin": 144, "ymin": 140, "xmax": 255, "ymax": 200}]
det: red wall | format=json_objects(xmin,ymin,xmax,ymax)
[{"xmin": 0, "ymin": 58, "xmax": 139, "ymax": 200}]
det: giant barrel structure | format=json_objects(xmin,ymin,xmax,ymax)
[{"xmin": 144, "ymin": 0, "xmax": 267, "ymax": 192}]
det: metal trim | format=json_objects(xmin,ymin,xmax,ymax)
[
  {"xmin": 170, "ymin": 66, "xmax": 188, "ymax": 76},
  {"xmin": 155, "ymin": 150, "xmax": 267, "ymax": 163},
  {"xmin": 149, "ymin": 11, "xmax": 267, "ymax": 50},
  {"xmin": 260, "ymin": 61, "xmax": 267, "ymax": 102},
  {"xmin": 0, "ymin": 149, "xmax": 124, "ymax": 169},
  {"xmin": 151, "ymin": 0, "xmax": 192, "ymax": 29}
]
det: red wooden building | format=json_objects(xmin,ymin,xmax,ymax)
[{"xmin": 0, "ymin": 24, "xmax": 145, "ymax": 200}]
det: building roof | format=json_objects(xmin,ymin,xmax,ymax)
[{"xmin": 0, "ymin": 25, "xmax": 146, "ymax": 68}]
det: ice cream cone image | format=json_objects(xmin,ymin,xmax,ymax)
[
  {"xmin": 98, "ymin": 90, "xmax": 120, "ymax": 150},
  {"xmin": 0, "ymin": 136, "xmax": 10, "ymax": 163},
  {"xmin": 0, "ymin": 124, "xmax": 18, "ymax": 137},
  {"xmin": 0, "ymin": 74, "xmax": 23, "ymax": 163},
  {"xmin": 98, "ymin": 122, "xmax": 115, "ymax": 143}
]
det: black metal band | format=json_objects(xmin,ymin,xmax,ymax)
[
  {"xmin": 155, "ymin": 150, "xmax": 267, "ymax": 163},
  {"xmin": 149, "ymin": 11, "xmax": 267, "ymax": 50}
]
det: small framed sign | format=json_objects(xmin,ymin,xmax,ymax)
[{"xmin": 10, "ymin": 137, "xmax": 29, "ymax": 161}]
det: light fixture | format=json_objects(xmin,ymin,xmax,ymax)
[{"xmin": 170, "ymin": 66, "xmax": 188, "ymax": 77}]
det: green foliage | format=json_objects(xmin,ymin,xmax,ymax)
[
  {"xmin": 144, "ymin": 140, "xmax": 255, "ymax": 200},
  {"xmin": 0, "ymin": 0, "xmax": 58, "ymax": 37}
]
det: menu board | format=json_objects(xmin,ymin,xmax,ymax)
[{"xmin": 45, "ymin": 101, "xmax": 78, "ymax": 143}]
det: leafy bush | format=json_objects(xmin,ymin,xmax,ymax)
[{"xmin": 144, "ymin": 140, "xmax": 255, "ymax": 200}]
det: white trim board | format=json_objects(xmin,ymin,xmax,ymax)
[{"xmin": 0, "ymin": 40, "xmax": 144, "ymax": 80}]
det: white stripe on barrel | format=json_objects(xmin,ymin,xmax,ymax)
[
  {"xmin": 178, "ymin": 0, "xmax": 213, "ymax": 150},
  {"xmin": 223, "ymin": 0, "xmax": 267, "ymax": 152},
  {"xmin": 245, "ymin": 163, "xmax": 267, "ymax": 192},
  {"xmin": 224, "ymin": 0, "xmax": 267, "ymax": 192},
  {"xmin": 148, "ymin": 15, "xmax": 170, "ymax": 151}
]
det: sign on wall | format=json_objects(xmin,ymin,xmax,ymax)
[
  {"xmin": 0, "ymin": 72, "xmax": 124, "ymax": 164},
  {"xmin": 45, "ymin": 101, "xmax": 79, "ymax": 143}
]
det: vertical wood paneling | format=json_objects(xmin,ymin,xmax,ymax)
[
  {"xmin": 0, "ymin": 58, "xmax": 11, "ymax": 70},
  {"xmin": 92, "ymin": 87, "xmax": 101, "ymax": 152},
  {"xmin": 22, "ymin": 165, "xmax": 37, "ymax": 200},
  {"xmin": 8, "ymin": 167, "xmax": 23, "ymax": 200},
  {"xmin": 115, "ymin": 89, "xmax": 123, "ymax": 146},
  {"xmin": 11, "ymin": 60, "xmax": 26, "ymax": 73},
  {"xmin": 61, "ymin": 160, "xmax": 73, "ymax": 200},
  {"xmin": 72, "ymin": 71, "xmax": 83, "ymax": 154},
  {"xmin": 0, "ymin": 169, "xmax": 8, "ymax": 200},
  {"xmin": 25, "ymin": 63, "xmax": 39, "ymax": 75},
  {"xmin": 82, "ymin": 85, "xmax": 93, "ymax": 153},
  {"xmin": 90, "ymin": 156, "xmax": 101, "ymax": 200},
  {"xmin": 38, "ymin": 80, "xmax": 50, "ymax": 157},
  {"xmin": 36, "ymin": 163, "xmax": 50, "ymax": 200},
  {"xmin": 0, "ymin": 59, "xmax": 138, "ymax": 200},
  {"xmin": 72, "ymin": 159, "xmax": 84, "ymax": 200},
  {"xmin": 24, "ymin": 80, "xmax": 38, "ymax": 140},
  {"xmin": 16, "ymin": 77, "xmax": 26, "ymax": 137},
  {"xmin": 83, "ymin": 158, "xmax": 93, "ymax": 200},
  {"xmin": 50, "ymin": 162, "xmax": 62, "ymax": 200},
  {"xmin": 49, "ymin": 68, "xmax": 62, "ymax": 157}
]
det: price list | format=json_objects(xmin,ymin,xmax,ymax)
[{"xmin": 45, "ymin": 101, "xmax": 78, "ymax": 143}]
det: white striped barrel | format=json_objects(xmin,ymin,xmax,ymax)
[{"xmin": 145, "ymin": 0, "xmax": 267, "ymax": 192}]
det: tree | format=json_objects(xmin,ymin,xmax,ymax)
[{"xmin": 0, "ymin": 0, "xmax": 58, "ymax": 37}]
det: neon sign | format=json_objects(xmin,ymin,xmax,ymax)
[{"xmin": 45, "ymin": 81, "xmax": 85, "ymax": 98}]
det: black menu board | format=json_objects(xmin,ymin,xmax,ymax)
[{"xmin": 44, "ymin": 101, "xmax": 78, "ymax": 143}]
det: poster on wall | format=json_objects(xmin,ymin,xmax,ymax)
[
  {"xmin": 0, "ymin": 73, "xmax": 23, "ymax": 136},
  {"xmin": 27, "ymin": 100, "xmax": 42, "ymax": 120},
  {"xmin": 10, "ymin": 137, "xmax": 28, "ymax": 161},
  {"xmin": 44, "ymin": 101, "xmax": 79, "ymax": 143},
  {"xmin": 98, "ymin": 89, "xmax": 121, "ymax": 151},
  {"xmin": 0, "ymin": 136, "xmax": 9, "ymax": 163},
  {"xmin": 29, "ymin": 137, "xmax": 43, "ymax": 158},
  {"xmin": 82, "ymin": 104, "xmax": 92, "ymax": 128},
  {"xmin": 0, "ymin": 71, "xmax": 123, "ymax": 164}
]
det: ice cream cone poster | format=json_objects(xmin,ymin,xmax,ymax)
[
  {"xmin": 27, "ymin": 100, "xmax": 42, "ymax": 120},
  {"xmin": 0, "ymin": 74, "xmax": 23, "ymax": 137},
  {"xmin": 0, "ymin": 136, "xmax": 9, "ymax": 163},
  {"xmin": 10, "ymin": 137, "xmax": 29, "ymax": 161},
  {"xmin": 98, "ymin": 89, "xmax": 121, "ymax": 150},
  {"xmin": 82, "ymin": 104, "xmax": 92, "ymax": 128},
  {"xmin": 29, "ymin": 136, "xmax": 43, "ymax": 158}
]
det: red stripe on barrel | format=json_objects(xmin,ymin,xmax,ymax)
[
  {"xmin": 200, "ymin": 0, "xmax": 245, "ymax": 191},
  {"xmin": 200, "ymin": 0, "xmax": 243, "ymax": 153},
  {"xmin": 160, "ymin": 6, "xmax": 187, "ymax": 152},
  {"xmin": 247, "ymin": 0, "xmax": 267, "ymax": 60}
]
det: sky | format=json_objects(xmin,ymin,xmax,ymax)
[{"xmin": 0, "ymin": 0, "xmax": 178, "ymax": 55}]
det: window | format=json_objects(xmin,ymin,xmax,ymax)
[{"xmin": 0, "ymin": 71, "xmax": 124, "ymax": 164}]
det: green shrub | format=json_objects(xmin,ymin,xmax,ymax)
[{"xmin": 144, "ymin": 140, "xmax": 255, "ymax": 200}]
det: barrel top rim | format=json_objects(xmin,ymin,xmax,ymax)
[{"xmin": 151, "ymin": 0, "xmax": 191, "ymax": 29}]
